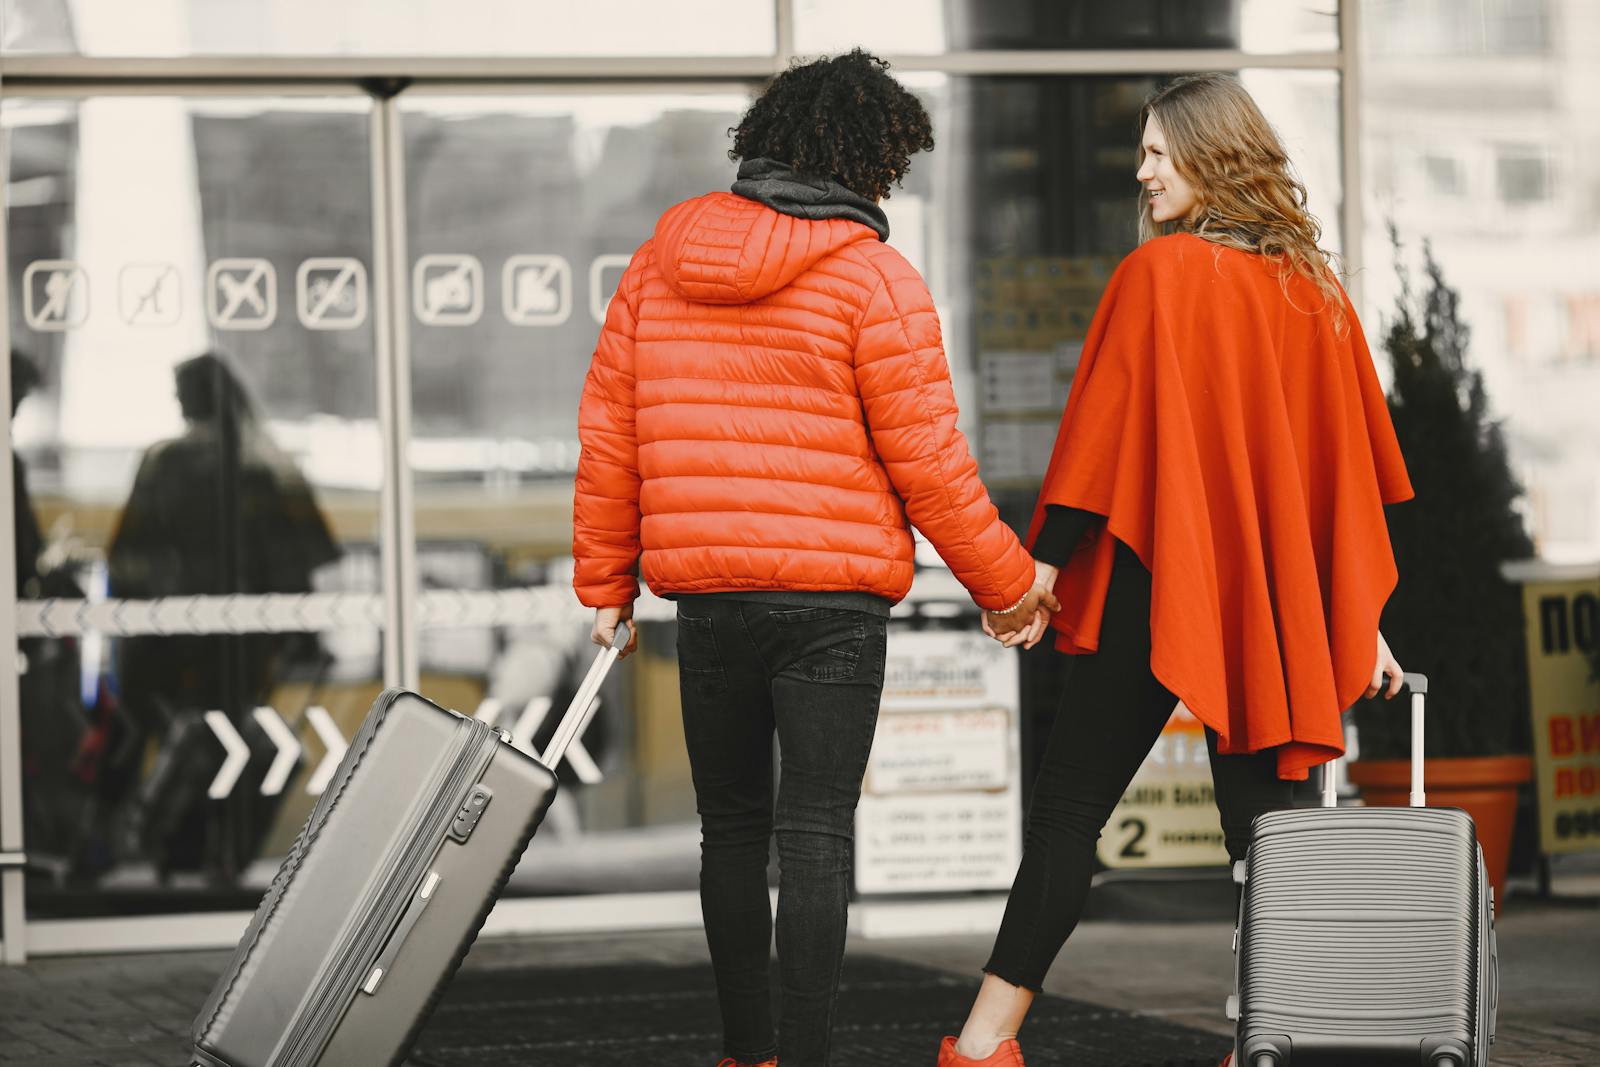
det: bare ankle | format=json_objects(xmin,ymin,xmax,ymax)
[
  {"xmin": 954, "ymin": 1033, "xmax": 999, "ymax": 1060},
  {"xmin": 954, "ymin": 1027, "xmax": 1017, "ymax": 1060},
  {"xmin": 953, "ymin": 971, "xmax": 1032, "ymax": 1060}
]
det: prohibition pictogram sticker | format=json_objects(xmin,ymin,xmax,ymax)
[
  {"xmin": 414, "ymin": 254, "xmax": 483, "ymax": 326},
  {"xmin": 588, "ymin": 254, "xmax": 632, "ymax": 326},
  {"xmin": 503, "ymin": 254, "xmax": 572, "ymax": 326},
  {"xmin": 23, "ymin": 260, "xmax": 89, "ymax": 330},
  {"xmin": 119, "ymin": 263, "xmax": 182, "ymax": 327},
  {"xmin": 208, "ymin": 258, "xmax": 278, "ymax": 330},
  {"xmin": 297, "ymin": 257, "xmax": 368, "ymax": 330}
]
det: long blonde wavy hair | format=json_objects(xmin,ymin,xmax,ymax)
[{"xmin": 1137, "ymin": 73, "xmax": 1346, "ymax": 332}]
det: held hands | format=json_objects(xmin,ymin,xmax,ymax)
[
  {"xmin": 591, "ymin": 603, "xmax": 639, "ymax": 659},
  {"xmin": 982, "ymin": 560, "xmax": 1062, "ymax": 650},
  {"xmin": 1365, "ymin": 629, "xmax": 1403, "ymax": 700}
]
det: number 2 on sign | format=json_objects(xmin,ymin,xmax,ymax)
[{"xmin": 1118, "ymin": 817, "xmax": 1149, "ymax": 860}]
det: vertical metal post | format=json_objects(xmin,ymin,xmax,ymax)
[
  {"xmin": 775, "ymin": 0, "xmax": 795, "ymax": 69},
  {"xmin": 370, "ymin": 93, "xmax": 419, "ymax": 690},
  {"xmin": 1338, "ymin": 0, "xmax": 1364, "ymax": 309},
  {"xmin": 0, "ymin": 93, "xmax": 30, "ymax": 963}
]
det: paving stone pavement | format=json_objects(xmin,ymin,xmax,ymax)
[
  {"xmin": 872, "ymin": 886, "xmax": 1600, "ymax": 1067},
  {"xmin": 0, "ymin": 884, "xmax": 1594, "ymax": 1065}
]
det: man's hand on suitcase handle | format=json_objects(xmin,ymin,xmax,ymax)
[
  {"xmin": 592, "ymin": 604, "xmax": 639, "ymax": 659},
  {"xmin": 1366, "ymin": 629, "xmax": 1404, "ymax": 700}
]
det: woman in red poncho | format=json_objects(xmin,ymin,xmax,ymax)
[{"xmin": 941, "ymin": 74, "xmax": 1416, "ymax": 1067}]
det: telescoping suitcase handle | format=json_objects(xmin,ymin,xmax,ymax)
[
  {"xmin": 541, "ymin": 621, "xmax": 631, "ymax": 772},
  {"xmin": 1322, "ymin": 671, "xmax": 1429, "ymax": 809}
]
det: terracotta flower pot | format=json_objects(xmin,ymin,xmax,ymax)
[{"xmin": 1346, "ymin": 755, "xmax": 1533, "ymax": 911}]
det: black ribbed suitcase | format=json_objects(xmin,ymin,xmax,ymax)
[
  {"xmin": 1228, "ymin": 673, "xmax": 1498, "ymax": 1067},
  {"xmin": 189, "ymin": 624, "xmax": 629, "ymax": 1067}
]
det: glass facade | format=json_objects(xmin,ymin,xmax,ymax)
[
  {"xmin": 0, "ymin": 67, "xmax": 1341, "ymax": 922},
  {"xmin": 1, "ymin": 0, "xmax": 1587, "ymax": 955}
]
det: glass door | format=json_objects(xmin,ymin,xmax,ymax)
[
  {"xmin": 3, "ymin": 89, "xmax": 391, "ymax": 925},
  {"xmin": 395, "ymin": 87, "xmax": 754, "ymax": 897}
]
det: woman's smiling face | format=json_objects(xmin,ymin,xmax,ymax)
[{"xmin": 1136, "ymin": 111, "xmax": 1198, "ymax": 224}]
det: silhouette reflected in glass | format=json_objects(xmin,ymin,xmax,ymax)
[{"xmin": 100, "ymin": 352, "xmax": 341, "ymax": 884}]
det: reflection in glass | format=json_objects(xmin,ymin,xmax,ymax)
[
  {"xmin": 106, "ymin": 354, "xmax": 339, "ymax": 880},
  {"xmin": 4, "ymin": 95, "xmax": 385, "ymax": 915}
]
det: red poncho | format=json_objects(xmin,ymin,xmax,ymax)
[{"xmin": 1027, "ymin": 234, "xmax": 1414, "ymax": 779}]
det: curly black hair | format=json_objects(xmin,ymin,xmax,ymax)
[{"xmin": 729, "ymin": 49, "xmax": 934, "ymax": 202}]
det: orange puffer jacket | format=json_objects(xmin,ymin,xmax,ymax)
[{"xmin": 573, "ymin": 191, "xmax": 1034, "ymax": 612}]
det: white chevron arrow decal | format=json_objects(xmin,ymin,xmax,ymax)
[
  {"xmin": 252, "ymin": 706, "xmax": 301, "ymax": 797},
  {"xmin": 514, "ymin": 694, "xmax": 604, "ymax": 784},
  {"xmin": 472, "ymin": 697, "xmax": 505, "ymax": 728},
  {"xmin": 305, "ymin": 705, "xmax": 348, "ymax": 796},
  {"xmin": 510, "ymin": 696, "xmax": 553, "ymax": 754},
  {"xmin": 563, "ymin": 728, "xmax": 604, "ymax": 785},
  {"xmin": 204, "ymin": 711, "xmax": 250, "ymax": 799}
]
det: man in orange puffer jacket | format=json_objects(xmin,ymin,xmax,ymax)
[{"xmin": 572, "ymin": 49, "xmax": 1055, "ymax": 1067}]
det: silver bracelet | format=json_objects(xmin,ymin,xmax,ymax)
[{"xmin": 988, "ymin": 590, "xmax": 1032, "ymax": 616}]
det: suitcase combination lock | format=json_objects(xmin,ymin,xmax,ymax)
[{"xmin": 447, "ymin": 785, "xmax": 494, "ymax": 843}]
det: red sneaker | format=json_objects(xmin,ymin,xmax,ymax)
[
  {"xmin": 716, "ymin": 1060, "xmax": 777, "ymax": 1067},
  {"xmin": 1220, "ymin": 1055, "xmax": 1233, "ymax": 1067},
  {"xmin": 937, "ymin": 1035, "xmax": 1026, "ymax": 1066}
]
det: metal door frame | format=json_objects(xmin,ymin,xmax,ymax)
[{"xmin": 0, "ymin": 0, "xmax": 1356, "ymax": 960}]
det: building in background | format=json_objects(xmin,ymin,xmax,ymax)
[{"xmin": 1362, "ymin": 0, "xmax": 1600, "ymax": 563}]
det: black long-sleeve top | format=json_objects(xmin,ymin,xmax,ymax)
[{"xmin": 1030, "ymin": 504, "xmax": 1104, "ymax": 568}]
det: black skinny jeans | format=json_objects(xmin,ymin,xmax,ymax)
[
  {"xmin": 984, "ymin": 547, "xmax": 1295, "ymax": 991},
  {"xmin": 675, "ymin": 598, "xmax": 888, "ymax": 1067}
]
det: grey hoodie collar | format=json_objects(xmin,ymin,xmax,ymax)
[{"xmin": 731, "ymin": 157, "xmax": 890, "ymax": 242}]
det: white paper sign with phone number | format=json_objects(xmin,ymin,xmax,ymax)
[{"xmin": 856, "ymin": 632, "xmax": 1023, "ymax": 894}]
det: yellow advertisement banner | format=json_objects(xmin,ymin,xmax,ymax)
[
  {"xmin": 1096, "ymin": 703, "xmax": 1230, "ymax": 869},
  {"xmin": 1513, "ymin": 566, "xmax": 1600, "ymax": 855}
]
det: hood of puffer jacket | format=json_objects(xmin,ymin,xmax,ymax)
[{"xmin": 652, "ymin": 190, "xmax": 882, "ymax": 306}]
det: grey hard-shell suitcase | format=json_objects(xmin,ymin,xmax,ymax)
[
  {"xmin": 190, "ymin": 624, "xmax": 630, "ymax": 1067},
  {"xmin": 1228, "ymin": 673, "xmax": 1498, "ymax": 1067}
]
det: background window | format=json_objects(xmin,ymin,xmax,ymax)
[
  {"xmin": 1498, "ymin": 150, "xmax": 1551, "ymax": 205},
  {"xmin": 1364, "ymin": 0, "xmax": 1551, "ymax": 58},
  {"xmin": 1424, "ymin": 152, "xmax": 1466, "ymax": 197}
]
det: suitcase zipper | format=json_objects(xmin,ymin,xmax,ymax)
[{"xmin": 278, "ymin": 716, "xmax": 500, "ymax": 1067}]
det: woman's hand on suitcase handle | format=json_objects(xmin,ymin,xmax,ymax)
[
  {"xmin": 1366, "ymin": 629, "xmax": 1404, "ymax": 700},
  {"xmin": 592, "ymin": 604, "xmax": 639, "ymax": 659}
]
